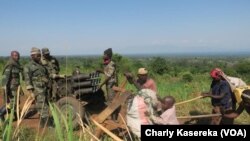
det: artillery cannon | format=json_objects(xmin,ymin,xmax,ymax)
[{"xmin": 52, "ymin": 72, "xmax": 106, "ymax": 129}]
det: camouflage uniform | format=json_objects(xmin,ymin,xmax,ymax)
[
  {"xmin": 104, "ymin": 60, "xmax": 117, "ymax": 103},
  {"xmin": 41, "ymin": 56, "xmax": 60, "ymax": 76},
  {"xmin": 41, "ymin": 48, "xmax": 60, "ymax": 101},
  {"xmin": 24, "ymin": 59, "xmax": 49, "ymax": 119},
  {"xmin": 1, "ymin": 58, "xmax": 23, "ymax": 114}
]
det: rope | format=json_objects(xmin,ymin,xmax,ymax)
[
  {"xmin": 177, "ymin": 113, "xmax": 221, "ymax": 119},
  {"xmin": 175, "ymin": 95, "xmax": 204, "ymax": 106}
]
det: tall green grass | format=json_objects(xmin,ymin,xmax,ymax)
[{"xmin": 3, "ymin": 107, "xmax": 14, "ymax": 141}]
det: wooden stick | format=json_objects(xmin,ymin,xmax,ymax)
[
  {"xmin": 177, "ymin": 113, "xmax": 221, "ymax": 119},
  {"xmin": 83, "ymin": 124, "xmax": 101, "ymax": 141},
  {"xmin": 76, "ymin": 113, "xmax": 101, "ymax": 141},
  {"xmin": 118, "ymin": 113, "xmax": 133, "ymax": 141},
  {"xmin": 95, "ymin": 79, "xmax": 127, "ymax": 123},
  {"xmin": 91, "ymin": 118, "xmax": 124, "ymax": 141},
  {"xmin": 112, "ymin": 86, "xmax": 126, "ymax": 93},
  {"xmin": 175, "ymin": 95, "xmax": 204, "ymax": 106}
]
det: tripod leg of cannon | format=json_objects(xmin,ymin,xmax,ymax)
[{"xmin": 91, "ymin": 80, "xmax": 129, "ymax": 140}]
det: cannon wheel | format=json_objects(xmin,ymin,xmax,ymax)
[{"xmin": 56, "ymin": 96, "xmax": 85, "ymax": 130}]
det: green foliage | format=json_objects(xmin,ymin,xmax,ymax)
[
  {"xmin": 112, "ymin": 53, "xmax": 123, "ymax": 64},
  {"xmin": 113, "ymin": 53, "xmax": 133, "ymax": 73},
  {"xmin": 17, "ymin": 127, "xmax": 36, "ymax": 141},
  {"xmin": 3, "ymin": 107, "xmax": 15, "ymax": 141},
  {"xmin": 235, "ymin": 60, "xmax": 250, "ymax": 75},
  {"xmin": 149, "ymin": 57, "xmax": 169, "ymax": 75},
  {"xmin": 182, "ymin": 72, "xmax": 193, "ymax": 82},
  {"xmin": 49, "ymin": 103, "xmax": 64, "ymax": 141},
  {"xmin": 67, "ymin": 110, "xmax": 73, "ymax": 141}
]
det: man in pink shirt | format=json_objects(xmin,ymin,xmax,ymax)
[
  {"xmin": 125, "ymin": 68, "xmax": 157, "ymax": 93},
  {"xmin": 127, "ymin": 94, "xmax": 152, "ymax": 138},
  {"xmin": 149, "ymin": 96, "xmax": 179, "ymax": 125},
  {"xmin": 125, "ymin": 68, "xmax": 161, "ymax": 112}
]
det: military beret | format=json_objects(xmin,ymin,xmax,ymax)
[
  {"xmin": 104, "ymin": 48, "xmax": 112, "ymax": 58},
  {"xmin": 42, "ymin": 47, "xmax": 50, "ymax": 54},
  {"xmin": 30, "ymin": 47, "xmax": 41, "ymax": 55}
]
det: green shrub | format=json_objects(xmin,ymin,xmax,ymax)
[
  {"xmin": 149, "ymin": 57, "xmax": 169, "ymax": 75},
  {"xmin": 182, "ymin": 72, "xmax": 193, "ymax": 82}
]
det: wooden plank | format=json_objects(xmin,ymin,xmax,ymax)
[
  {"xmin": 117, "ymin": 105, "xmax": 127, "ymax": 124},
  {"xmin": 95, "ymin": 93, "xmax": 130, "ymax": 123},
  {"xmin": 95, "ymin": 80, "xmax": 127, "ymax": 123},
  {"xmin": 104, "ymin": 120, "xmax": 127, "ymax": 129},
  {"xmin": 92, "ymin": 119, "xmax": 124, "ymax": 141},
  {"xmin": 177, "ymin": 114, "xmax": 222, "ymax": 119}
]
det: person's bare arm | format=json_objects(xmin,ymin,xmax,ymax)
[
  {"xmin": 203, "ymin": 92, "xmax": 226, "ymax": 99},
  {"xmin": 202, "ymin": 83, "xmax": 227, "ymax": 99},
  {"xmin": 99, "ymin": 75, "xmax": 110, "ymax": 88},
  {"xmin": 132, "ymin": 79, "xmax": 143, "ymax": 91},
  {"xmin": 223, "ymin": 102, "xmax": 245, "ymax": 118}
]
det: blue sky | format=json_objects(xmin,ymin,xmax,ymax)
[{"xmin": 0, "ymin": 0, "xmax": 250, "ymax": 56}]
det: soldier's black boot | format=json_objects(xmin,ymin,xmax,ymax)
[
  {"xmin": 40, "ymin": 117, "xmax": 54, "ymax": 128},
  {"xmin": 40, "ymin": 117, "xmax": 49, "ymax": 128},
  {"xmin": 13, "ymin": 112, "xmax": 18, "ymax": 121},
  {"xmin": 49, "ymin": 117, "xmax": 55, "ymax": 127},
  {"xmin": 0, "ymin": 106, "xmax": 7, "ymax": 122}
]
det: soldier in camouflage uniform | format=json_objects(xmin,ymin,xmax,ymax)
[
  {"xmin": 98, "ymin": 48, "xmax": 118, "ymax": 103},
  {"xmin": 41, "ymin": 48, "xmax": 60, "ymax": 76},
  {"xmin": 97, "ymin": 48, "xmax": 119, "ymax": 119},
  {"xmin": 24, "ymin": 47, "xmax": 50, "ymax": 127},
  {"xmin": 41, "ymin": 48, "xmax": 60, "ymax": 101},
  {"xmin": 1, "ymin": 51, "xmax": 23, "ymax": 121}
]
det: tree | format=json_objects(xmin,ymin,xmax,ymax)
[
  {"xmin": 112, "ymin": 53, "xmax": 132, "ymax": 73},
  {"xmin": 149, "ymin": 57, "xmax": 169, "ymax": 75}
]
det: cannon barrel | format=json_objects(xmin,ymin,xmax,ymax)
[
  {"xmin": 72, "ymin": 79, "xmax": 100, "ymax": 88},
  {"xmin": 72, "ymin": 72, "xmax": 100, "ymax": 82},
  {"xmin": 74, "ymin": 87, "xmax": 98, "ymax": 95},
  {"xmin": 72, "ymin": 74, "xmax": 90, "ymax": 81}
]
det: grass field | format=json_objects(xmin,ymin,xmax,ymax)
[{"xmin": 0, "ymin": 55, "xmax": 250, "ymax": 140}]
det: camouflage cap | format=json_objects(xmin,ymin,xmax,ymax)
[
  {"xmin": 30, "ymin": 47, "xmax": 41, "ymax": 55},
  {"xmin": 42, "ymin": 48, "xmax": 50, "ymax": 54}
]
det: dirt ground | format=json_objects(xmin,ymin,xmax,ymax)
[{"xmin": 0, "ymin": 89, "xmax": 41, "ymax": 129}]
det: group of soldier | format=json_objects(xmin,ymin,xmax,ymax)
[
  {"xmin": 1, "ymin": 47, "xmax": 250, "ymax": 136},
  {"xmin": 1, "ymin": 47, "xmax": 59, "ymax": 127},
  {"xmin": 0, "ymin": 47, "xmax": 177, "ymax": 131}
]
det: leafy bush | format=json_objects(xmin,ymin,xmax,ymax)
[
  {"xmin": 149, "ymin": 57, "xmax": 169, "ymax": 75},
  {"xmin": 182, "ymin": 72, "xmax": 193, "ymax": 82},
  {"xmin": 235, "ymin": 61, "xmax": 250, "ymax": 75}
]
